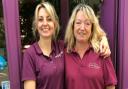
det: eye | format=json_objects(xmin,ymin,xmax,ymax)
[
  {"xmin": 85, "ymin": 22, "xmax": 91, "ymax": 25},
  {"xmin": 75, "ymin": 21, "xmax": 81, "ymax": 25},
  {"xmin": 85, "ymin": 21, "xmax": 92, "ymax": 26},
  {"xmin": 47, "ymin": 17, "xmax": 52, "ymax": 21},
  {"xmin": 38, "ymin": 18, "xmax": 43, "ymax": 22}
]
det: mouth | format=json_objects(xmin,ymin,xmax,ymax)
[
  {"xmin": 40, "ymin": 28, "xmax": 49, "ymax": 31},
  {"xmin": 78, "ymin": 32, "xmax": 86, "ymax": 36}
]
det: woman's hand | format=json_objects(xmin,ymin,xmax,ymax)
[
  {"xmin": 99, "ymin": 36, "xmax": 111, "ymax": 58},
  {"xmin": 106, "ymin": 85, "xmax": 115, "ymax": 89},
  {"xmin": 24, "ymin": 80, "xmax": 36, "ymax": 89}
]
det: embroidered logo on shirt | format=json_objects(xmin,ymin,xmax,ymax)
[
  {"xmin": 55, "ymin": 51, "xmax": 63, "ymax": 58},
  {"xmin": 88, "ymin": 63, "xmax": 101, "ymax": 69}
]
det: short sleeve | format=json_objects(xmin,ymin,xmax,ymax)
[
  {"xmin": 103, "ymin": 57, "xmax": 117, "ymax": 86},
  {"xmin": 22, "ymin": 50, "xmax": 36, "ymax": 81}
]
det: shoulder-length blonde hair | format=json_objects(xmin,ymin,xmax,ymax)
[
  {"xmin": 33, "ymin": 2, "xmax": 60, "ymax": 41},
  {"xmin": 65, "ymin": 4, "xmax": 106, "ymax": 53}
]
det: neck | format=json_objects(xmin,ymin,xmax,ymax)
[
  {"xmin": 75, "ymin": 41, "xmax": 90, "ymax": 59},
  {"xmin": 38, "ymin": 38, "xmax": 52, "ymax": 56}
]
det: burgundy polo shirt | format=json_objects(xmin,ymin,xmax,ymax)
[
  {"xmin": 22, "ymin": 41, "xmax": 64, "ymax": 89},
  {"xmin": 65, "ymin": 47, "xmax": 117, "ymax": 89}
]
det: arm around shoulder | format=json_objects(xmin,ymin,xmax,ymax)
[{"xmin": 99, "ymin": 36, "xmax": 111, "ymax": 58}]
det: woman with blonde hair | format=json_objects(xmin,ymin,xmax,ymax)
[
  {"xmin": 65, "ymin": 4, "xmax": 117, "ymax": 89},
  {"xmin": 22, "ymin": 2, "xmax": 64, "ymax": 89}
]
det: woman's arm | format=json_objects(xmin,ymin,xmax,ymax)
[
  {"xmin": 24, "ymin": 80, "xmax": 36, "ymax": 89},
  {"xmin": 106, "ymin": 85, "xmax": 115, "ymax": 89}
]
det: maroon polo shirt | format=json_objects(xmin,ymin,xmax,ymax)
[
  {"xmin": 65, "ymin": 47, "xmax": 117, "ymax": 89},
  {"xmin": 22, "ymin": 41, "xmax": 64, "ymax": 89}
]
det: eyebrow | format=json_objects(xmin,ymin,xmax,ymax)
[
  {"xmin": 75, "ymin": 19, "xmax": 91, "ymax": 22},
  {"xmin": 38, "ymin": 15, "xmax": 51, "ymax": 18}
]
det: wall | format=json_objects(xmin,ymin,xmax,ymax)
[
  {"xmin": 101, "ymin": 0, "xmax": 128, "ymax": 89},
  {"xmin": 118, "ymin": 0, "xmax": 128, "ymax": 88}
]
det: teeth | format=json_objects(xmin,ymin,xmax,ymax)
[
  {"xmin": 79, "ymin": 32, "xmax": 85, "ymax": 35},
  {"xmin": 42, "ymin": 28, "xmax": 49, "ymax": 31},
  {"xmin": 43, "ymin": 28, "xmax": 49, "ymax": 29},
  {"xmin": 44, "ymin": 29, "xmax": 48, "ymax": 30}
]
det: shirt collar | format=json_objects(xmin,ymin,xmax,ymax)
[
  {"xmin": 71, "ymin": 44, "xmax": 93, "ymax": 54},
  {"xmin": 34, "ymin": 41, "xmax": 55, "ymax": 55}
]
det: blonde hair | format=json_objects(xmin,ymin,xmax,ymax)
[
  {"xmin": 33, "ymin": 2, "xmax": 60, "ymax": 40},
  {"xmin": 65, "ymin": 4, "xmax": 106, "ymax": 53}
]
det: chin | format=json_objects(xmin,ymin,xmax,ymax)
[
  {"xmin": 41, "ymin": 35, "xmax": 52, "ymax": 39},
  {"xmin": 42, "ymin": 33, "xmax": 52, "ymax": 37},
  {"xmin": 77, "ymin": 39, "xmax": 88, "ymax": 43}
]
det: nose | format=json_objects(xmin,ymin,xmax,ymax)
[
  {"xmin": 43, "ymin": 19, "xmax": 48, "ymax": 26},
  {"xmin": 80, "ymin": 23, "xmax": 85, "ymax": 30}
]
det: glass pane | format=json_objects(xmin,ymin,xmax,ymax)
[
  {"xmin": 19, "ymin": 0, "xmax": 60, "ymax": 51},
  {"xmin": 0, "ymin": 0, "xmax": 9, "ymax": 89}
]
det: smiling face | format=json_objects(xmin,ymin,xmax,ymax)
[
  {"xmin": 73, "ymin": 10, "xmax": 92, "ymax": 43},
  {"xmin": 37, "ymin": 7, "xmax": 56, "ymax": 39}
]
